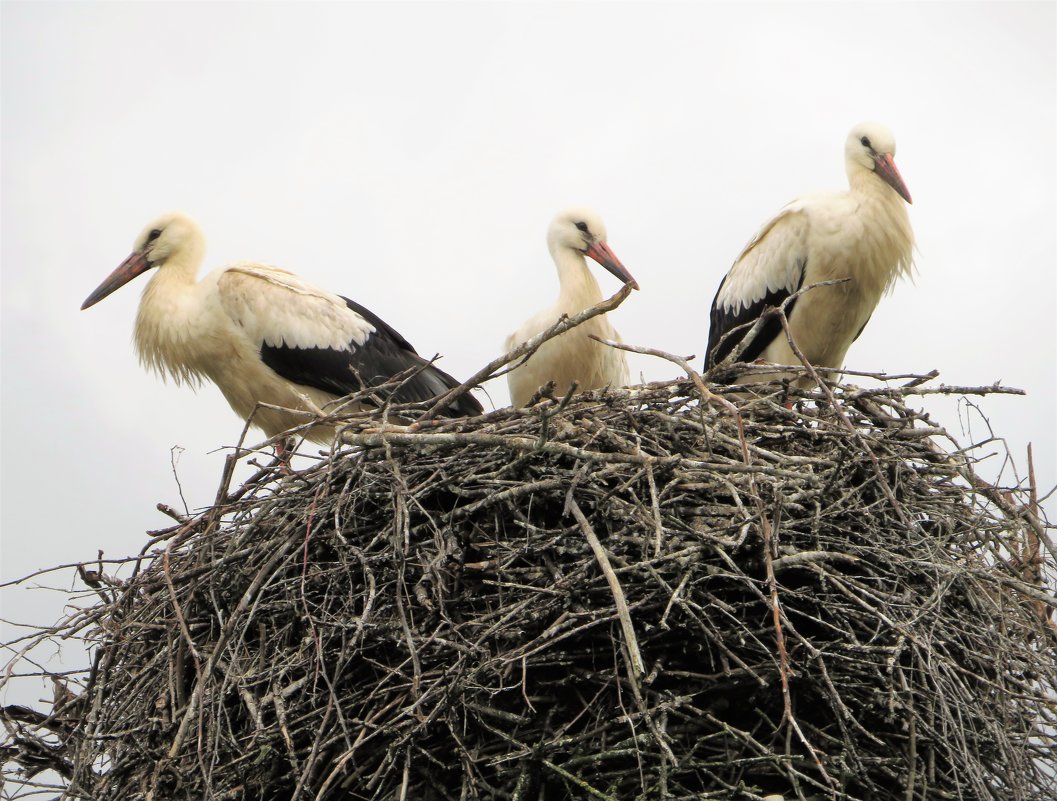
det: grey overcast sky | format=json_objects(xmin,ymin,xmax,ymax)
[{"xmin": 2, "ymin": 1, "xmax": 1055, "ymax": 709}]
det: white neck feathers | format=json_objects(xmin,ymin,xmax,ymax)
[
  {"xmin": 133, "ymin": 249, "xmax": 210, "ymax": 385},
  {"xmin": 551, "ymin": 246, "xmax": 604, "ymax": 313},
  {"xmin": 848, "ymin": 168, "xmax": 916, "ymax": 291}
]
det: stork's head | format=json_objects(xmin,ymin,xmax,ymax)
[
  {"xmin": 546, "ymin": 208, "xmax": 639, "ymax": 290},
  {"xmin": 81, "ymin": 212, "xmax": 205, "ymax": 310},
  {"xmin": 845, "ymin": 122, "xmax": 912, "ymax": 204}
]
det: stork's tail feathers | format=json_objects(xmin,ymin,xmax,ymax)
[
  {"xmin": 440, "ymin": 390, "xmax": 484, "ymax": 418},
  {"xmin": 394, "ymin": 360, "xmax": 483, "ymax": 418}
]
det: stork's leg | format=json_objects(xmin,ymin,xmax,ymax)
[
  {"xmin": 780, "ymin": 379, "xmax": 794, "ymax": 411},
  {"xmin": 274, "ymin": 436, "xmax": 296, "ymax": 473}
]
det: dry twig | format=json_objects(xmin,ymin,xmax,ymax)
[{"xmin": 2, "ymin": 367, "xmax": 1054, "ymax": 801}]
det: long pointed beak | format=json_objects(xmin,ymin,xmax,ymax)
[
  {"xmin": 585, "ymin": 241, "xmax": 640, "ymax": 290},
  {"xmin": 874, "ymin": 153, "xmax": 912, "ymax": 204},
  {"xmin": 81, "ymin": 251, "xmax": 152, "ymax": 310}
]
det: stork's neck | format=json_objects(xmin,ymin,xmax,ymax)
[
  {"xmin": 847, "ymin": 163, "xmax": 897, "ymax": 204},
  {"xmin": 846, "ymin": 164, "xmax": 915, "ymax": 287},
  {"xmin": 551, "ymin": 246, "xmax": 604, "ymax": 313},
  {"xmin": 139, "ymin": 246, "xmax": 205, "ymax": 317},
  {"xmin": 133, "ymin": 247, "xmax": 212, "ymax": 385}
]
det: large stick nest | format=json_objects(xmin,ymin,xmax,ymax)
[{"xmin": 3, "ymin": 374, "xmax": 1056, "ymax": 800}]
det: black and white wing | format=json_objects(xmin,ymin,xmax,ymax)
[
  {"xmin": 705, "ymin": 204, "xmax": 809, "ymax": 368},
  {"xmin": 218, "ymin": 265, "xmax": 482, "ymax": 416}
]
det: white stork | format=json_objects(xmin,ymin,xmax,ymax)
[
  {"xmin": 505, "ymin": 209, "xmax": 639, "ymax": 407},
  {"xmin": 81, "ymin": 212, "xmax": 482, "ymax": 444},
  {"xmin": 705, "ymin": 121, "xmax": 914, "ymax": 383}
]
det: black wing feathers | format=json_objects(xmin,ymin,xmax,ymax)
[
  {"xmin": 259, "ymin": 297, "xmax": 482, "ymax": 417},
  {"xmin": 705, "ymin": 259, "xmax": 806, "ymax": 368},
  {"xmin": 339, "ymin": 296, "xmax": 419, "ymax": 355}
]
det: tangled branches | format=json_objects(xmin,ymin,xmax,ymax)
[{"xmin": 2, "ymin": 372, "xmax": 1055, "ymax": 800}]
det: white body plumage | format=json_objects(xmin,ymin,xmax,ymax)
[
  {"xmin": 83, "ymin": 213, "xmax": 480, "ymax": 443},
  {"xmin": 134, "ymin": 258, "xmax": 374, "ymax": 439},
  {"xmin": 505, "ymin": 209, "xmax": 639, "ymax": 407},
  {"xmin": 707, "ymin": 122, "xmax": 914, "ymax": 382}
]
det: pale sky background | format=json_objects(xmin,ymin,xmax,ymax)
[{"xmin": 1, "ymin": 0, "xmax": 1055, "ymax": 726}]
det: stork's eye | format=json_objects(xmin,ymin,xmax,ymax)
[
  {"xmin": 146, "ymin": 228, "xmax": 163, "ymax": 244},
  {"xmin": 859, "ymin": 136, "xmax": 871, "ymax": 148},
  {"xmin": 574, "ymin": 221, "xmax": 589, "ymax": 233}
]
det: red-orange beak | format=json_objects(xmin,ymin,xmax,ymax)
[
  {"xmin": 81, "ymin": 251, "xmax": 152, "ymax": 310},
  {"xmin": 585, "ymin": 241, "xmax": 639, "ymax": 290},
  {"xmin": 874, "ymin": 153, "xmax": 912, "ymax": 204}
]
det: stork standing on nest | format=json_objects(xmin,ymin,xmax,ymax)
[
  {"xmin": 505, "ymin": 208, "xmax": 639, "ymax": 407},
  {"xmin": 82, "ymin": 212, "xmax": 482, "ymax": 444},
  {"xmin": 705, "ymin": 121, "xmax": 914, "ymax": 383}
]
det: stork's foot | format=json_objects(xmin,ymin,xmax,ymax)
[
  {"xmin": 274, "ymin": 437, "xmax": 296, "ymax": 474},
  {"xmin": 779, "ymin": 378, "xmax": 794, "ymax": 411}
]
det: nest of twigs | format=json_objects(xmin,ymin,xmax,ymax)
[{"xmin": 3, "ymin": 369, "xmax": 1056, "ymax": 801}]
